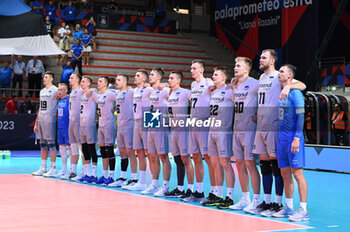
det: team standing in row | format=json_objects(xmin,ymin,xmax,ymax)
[{"xmin": 31, "ymin": 49, "xmax": 309, "ymax": 222}]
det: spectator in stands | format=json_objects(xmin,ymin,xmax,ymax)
[
  {"xmin": 85, "ymin": 17, "xmax": 97, "ymax": 50},
  {"xmin": 304, "ymin": 103, "xmax": 314, "ymax": 144},
  {"xmin": 11, "ymin": 55, "xmax": 26, "ymax": 98},
  {"xmin": 45, "ymin": 1, "xmax": 57, "ymax": 25},
  {"xmin": 71, "ymin": 39, "xmax": 83, "ymax": 76},
  {"xmin": 331, "ymin": 103, "xmax": 348, "ymax": 146},
  {"xmin": 45, "ymin": 16, "xmax": 54, "ymax": 38},
  {"xmin": 60, "ymin": 60, "xmax": 74, "ymax": 87},
  {"xmin": 108, "ymin": 77, "xmax": 117, "ymax": 89},
  {"xmin": 4, "ymin": 95, "xmax": 18, "ymax": 114},
  {"xmin": 0, "ymin": 60, "xmax": 13, "ymax": 97},
  {"xmin": 81, "ymin": 28, "xmax": 92, "ymax": 65},
  {"xmin": 64, "ymin": 1, "xmax": 77, "ymax": 31},
  {"xmin": 19, "ymin": 95, "xmax": 36, "ymax": 114},
  {"xmin": 57, "ymin": 22, "xmax": 71, "ymax": 65},
  {"xmin": 26, "ymin": 56, "xmax": 45, "ymax": 98},
  {"xmin": 72, "ymin": 24, "xmax": 84, "ymax": 45},
  {"xmin": 32, "ymin": 0, "xmax": 44, "ymax": 16},
  {"xmin": 155, "ymin": 0, "xmax": 166, "ymax": 19},
  {"xmin": 108, "ymin": 0, "xmax": 118, "ymax": 15}
]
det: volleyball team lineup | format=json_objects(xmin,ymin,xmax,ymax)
[{"xmin": 32, "ymin": 48, "xmax": 309, "ymax": 222}]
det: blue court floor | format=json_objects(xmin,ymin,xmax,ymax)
[{"xmin": 1, "ymin": 151, "xmax": 349, "ymax": 232}]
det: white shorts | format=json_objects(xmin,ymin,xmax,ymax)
[
  {"xmin": 83, "ymin": 46, "xmax": 92, "ymax": 52},
  {"xmin": 69, "ymin": 123, "xmax": 81, "ymax": 144},
  {"xmin": 188, "ymin": 128, "xmax": 209, "ymax": 155},
  {"xmin": 37, "ymin": 121, "xmax": 56, "ymax": 141},
  {"xmin": 117, "ymin": 126, "xmax": 133, "ymax": 149},
  {"xmin": 80, "ymin": 125, "xmax": 97, "ymax": 144},
  {"xmin": 133, "ymin": 120, "xmax": 148, "ymax": 150},
  {"xmin": 171, "ymin": 129, "xmax": 189, "ymax": 156},
  {"xmin": 98, "ymin": 126, "xmax": 116, "ymax": 145},
  {"xmin": 253, "ymin": 131, "xmax": 278, "ymax": 158},
  {"xmin": 208, "ymin": 131, "xmax": 233, "ymax": 158},
  {"xmin": 233, "ymin": 132, "xmax": 257, "ymax": 160},
  {"xmin": 148, "ymin": 130, "xmax": 170, "ymax": 155}
]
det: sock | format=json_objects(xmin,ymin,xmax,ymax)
[
  {"xmin": 227, "ymin": 188, "xmax": 234, "ymax": 199},
  {"xmin": 300, "ymin": 202, "xmax": 307, "ymax": 212},
  {"xmin": 275, "ymin": 195, "xmax": 282, "ymax": 205},
  {"xmin": 109, "ymin": 171, "xmax": 114, "ymax": 178},
  {"xmin": 41, "ymin": 159, "xmax": 47, "ymax": 169},
  {"xmin": 178, "ymin": 185, "xmax": 184, "ymax": 191},
  {"xmin": 197, "ymin": 182, "xmax": 203, "ymax": 193},
  {"xmin": 188, "ymin": 184, "xmax": 194, "ymax": 191},
  {"xmin": 85, "ymin": 164, "xmax": 91, "ymax": 176},
  {"xmin": 131, "ymin": 172, "xmax": 137, "ymax": 180},
  {"xmin": 50, "ymin": 162, "xmax": 55, "ymax": 169},
  {"xmin": 139, "ymin": 171, "xmax": 146, "ymax": 184},
  {"xmin": 92, "ymin": 165, "xmax": 97, "ymax": 177},
  {"xmin": 286, "ymin": 198, "xmax": 294, "ymax": 209},
  {"xmin": 242, "ymin": 192, "xmax": 250, "ymax": 202},
  {"xmin": 210, "ymin": 186, "xmax": 215, "ymax": 194},
  {"xmin": 264, "ymin": 194, "xmax": 271, "ymax": 204},
  {"xmin": 72, "ymin": 164, "xmax": 77, "ymax": 173},
  {"xmin": 120, "ymin": 171, "xmax": 126, "ymax": 179},
  {"xmin": 216, "ymin": 186, "xmax": 223, "ymax": 198},
  {"xmin": 253, "ymin": 194, "xmax": 260, "ymax": 201},
  {"xmin": 163, "ymin": 180, "xmax": 169, "ymax": 188},
  {"xmin": 152, "ymin": 179, "xmax": 158, "ymax": 187},
  {"xmin": 103, "ymin": 170, "xmax": 108, "ymax": 178}
]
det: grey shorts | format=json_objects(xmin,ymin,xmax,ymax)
[
  {"xmin": 37, "ymin": 121, "xmax": 56, "ymax": 141},
  {"xmin": 171, "ymin": 129, "xmax": 189, "ymax": 156},
  {"xmin": 133, "ymin": 120, "xmax": 148, "ymax": 150},
  {"xmin": 80, "ymin": 125, "xmax": 97, "ymax": 144},
  {"xmin": 69, "ymin": 123, "xmax": 81, "ymax": 144},
  {"xmin": 98, "ymin": 126, "xmax": 116, "ymax": 145},
  {"xmin": 148, "ymin": 130, "xmax": 170, "ymax": 155},
  {"xmin": 188, "ymin": 128, "xmax": 209, "ymax": 155},
  {"xmin": 233, "ymin": 132, "xmax": 257, "ymax": 160},
  {"xmin": 117, "ymin": 126, "xmax": 133, "ymax": 149},
  {"xmin": 253, "ymin": 131, "xmax": 278, "ymax": 158},
  {"xmin": 208, "ymin": 131, "xmax": 233, "ymax": 158}
]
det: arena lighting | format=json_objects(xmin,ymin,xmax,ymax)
[
  {"xmin": 332, "ymin": 86, "xmax": 337, "ymax": 91},
  {"xmin": 173, "ymin": 8, "xmax": 189, "ymax": 14}
]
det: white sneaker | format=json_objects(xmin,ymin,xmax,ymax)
[
  {"xmin": 108, "ymin": 178, "xmax": 127, "ymax": 187},
  {"xmin": 141, "ymin": 185, "xmax": 159, "ymax": 195},
  {"xmin": 122, "ymin": 179, "xmax": 138, "ymax": 190},
  {"xmin": 243, "ymin": 199, "xmax": 261, "ymax": 213},
  {"xmin": 32, "ymin": 168, "xmax": 47, "ymax": 176},
  {"xmin": 43, "ymin": 169, "xmax": 56, "ymax": 177},
  {"xmin": 229, "ymin": 198, "xmax": 251, "ymax": 210},
  {"xmin": 60, "ymin": 171, "xmax": 72, "ymax": 180},
  {"xmin": 127, "ymin": 182, "xmax": 147, "ymax": 191},
  {"xmin": 154, "ymin": 185, "xmax": 169, "ymax": 197},
  {"xmin": 71, "ymin": 172, "xmax": 84, "ymax": 182},
  {"xmin": 54, "ymin": 170, "xmax": 65, "ymax": 178}
]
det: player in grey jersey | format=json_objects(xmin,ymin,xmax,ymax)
[
  {"xmin": 227, "ymin": 57, "xmax": 261, "ymax": 211},
  {"xmin": 32, "ymin": 71, "xmax": 58, "ymax": 176}
]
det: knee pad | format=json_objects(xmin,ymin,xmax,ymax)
[
  {"xmin": 88, "ymin": 143, "xmax": 98, "ymax": 163},
  {"xmin": 271, "ymin": 159, "xmax": 281, "ymax": 177},
  {"xmin": 106, "ymin": 146, "xmax": 115, "ymax": 158},
  {"xmin": 82, "ymin": 143, "xmax": 91, "ymax": 160},
  {"xmin": 100, "ymin": 146, "xmax": 108, "ymax": 159},
  {"xmin": 40, "ymin": 143, "xmax": 48, "ymax": 151},
  {"xmin": 260, "ymin": 160, "xmax": 272, "ymax": 175},
  {"xmin": 70, "ymin": 143, "xmax": 79, "ymax": 156},
  {"xmin": 48, "ymin": 141, "xmax": 56, "ymax": 151},
  {"xmin": 174, "ymin": 155, "xmax": 183, "ymax": 166}
]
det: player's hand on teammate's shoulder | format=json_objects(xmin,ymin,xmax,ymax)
[
  {"xmin": 251, "ymin": 114, "xmax": 257, "ymax": 123},
  {"xmin": 86, "ymin": 88, "xmax": 96, "ymax": 97},
  {"xmin": 158, "ymin": 82, "xmax": 169, "ymax": 90},
  {"xmin": 231, "ymin": 77, "xmax": 238, "ymax": 88},
  {"xmin": 208, "ymin": 85, "xmax": 216, "ymax": 93},
  {"xmin": 143, "ymin": 83, "xmax": 150, "ymax": 88},
  {"xmin": 280, "ymin": 84, "xmax": 291, "ymax": 100}
]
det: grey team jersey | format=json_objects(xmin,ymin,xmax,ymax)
[
  {"xmin": 168, "ymin": 88, "xmax": 191, "ymax": 127},
  {"xmin": 38, "ymin": 85, "xmax": 58, "ymax": 123},
  {"xmin": 149, "ymin": 87, "xmax": 170, "ymax": 113},
  {"xmin": 233, "ymin": 77, "xmax": 259, "ymax": 132},
  {"xmin": 80, "ymin": 91, "xmax": 98, "ymax": 127},
  {"xmin": 190, "ymin": 79, "xmax": 213, "ymax": 119},
  {"xmin": 116, "ymin": 88, "xmax": 134, "ymax": 128},
  {"xmin": 209, "ymin": 85, "xmax": 234, "ymax": 132},
  {"xmin": 69, "ymin": 87, "xmax": 83, "ymax": 125},
  {"xmin": 91, "ymin": 89, "xmax": 117, "ymax": 129},
  {"xmin": 133, "ymin": 86, "xmax": 152, "ymax": 120}
]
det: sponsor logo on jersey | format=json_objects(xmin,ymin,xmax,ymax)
[
  {"xmin": 259, "ymin": 82, "xmax": 272, "ymax": 88},
  {"xmin": 234, "ymin": 92, "xmax": 248, "ymax": 98},
  {"xmin": 211, "ymin": 96, "xmax": 224, "ymax": 102},
  {"xmin": 149, "ymin": 97, "xmax": 159, "ymax": 102},
  {"xmin": 244, "ymin": 85, "xmax": 249, "ymax": 89},
  {"xmin": 176, "ymin": 91, "xmax": 180, "ymax": 95},
  {"xmin": 191, "ymin": 89, "xmax": 204, "ymax": 95},
  {"xmin": 168, "ymin": 97, "xmax": 179, "ymax": 103}
]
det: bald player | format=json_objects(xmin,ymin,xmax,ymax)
[{"xmin": 32, "ymin": 71, "xmax": 58, "ymax": 177}]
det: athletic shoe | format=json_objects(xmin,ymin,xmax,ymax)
[
  {"xmin": 229, "ymin": 198, "xmax": 251, "ymax": 210},
  {"xmin": 261, "ymin": 203, "xmax": 283, "ymax": 217},
  {"xmin": 180, "ymin": 189, "xmax": 192, "ymax": 201},
  {"xmin": 108, "ymin": 177, "xmax": 126, "ymax": 187},
  {"xmin": 43, "ymin": 169, "xmax": 56, "ymax": 177},
  {"xmin": 78, "ymin": 175, "xmax": 90, "ymax": 182},
  {"xmin": 288, "ymin": 207, "xmax": 310, "ymax": 222},
  {"xmin": 217, "ymin": 196, "xmax": 234, "ymax": 209},
  {"xmin": 164, "ymin": 188, "xmax": 185, "ymax": 198},
  {"xmin": 141, "ymin": 185, "xmax": 159, "ymax": 195},
  {"xmin": 182, "ymin": 191, "xmax": 205, "ymax": 202},
  {"xmin": 154, "ymin": 185, "xmax": 169, "ymax": 197},
  {"xmin": 122, "ymin": 179, "xmax": 138, "ymax": 190},
  {"xmin": 32, "ymin": 168, "xmax": 47, "ymax": 176},
  {"xmin": 67, "ymin": 172, "xmax": 77, "ymax": 179},
  {"xmin": 54, "ymin": 170, "xmax": 65, "ymax": 178},
  {"xmin": 61, "ymin": 171, "xmax": 72, "ymax": 180},
  {"xmin": 127, "ymin": 182, "xmax": 147, "ymax": 191},
  {"xmin": 102, "ymin": 177, "xmax": 115, "ymax": 186},
  {"xmin": 272, "ymin": 206, "xmax": 294, "ymax": 218},
  {"xmin": 201, "ymin": 194, "xmax": 223, "ymax": 206},
  {"xmin": 84, "ymin": 176, "xmax": 98, "ymax": 184},
  {"xmin": 200, "ymin": 192, "xmax": 216, "ymax": 205},
  {"xmin": 93, "ymin": 176, "xmax": 107, "ymax": 185},
  {"xmin": 71, "ymin": 173, "xmax": 83, "ymax": 182},
  {"xmin": 243, "ymin": 199, "xmax": 261, "ymax": 213},
  {"xmin": 249, "ymin": 201, "xmax": 271, "ymax": 215}
]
